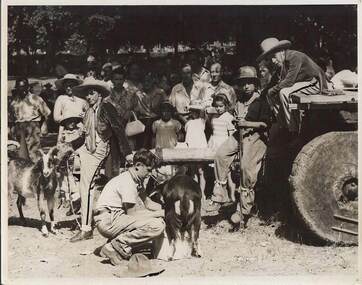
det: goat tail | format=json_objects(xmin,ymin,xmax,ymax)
[{"xmin": 174, "ymin": 195, "xmax": 194, "ymax": 221}]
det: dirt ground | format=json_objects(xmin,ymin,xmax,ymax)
[
  {"xmin": 5, "ymin": 78, "xmax": 358, "ymax": 283},
  {"xmin": 6, "ymin": 189, "xmax": 358, "ymax": 283}
]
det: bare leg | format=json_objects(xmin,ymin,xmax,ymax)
[
  {"xmin": 227, "ymin": 172, "xmax": 236, "ymax": 202},
  {"xmin": 198, "ymin": 167, "xmax": 206, "ymax": 201}
]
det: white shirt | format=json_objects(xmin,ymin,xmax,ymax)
[
  {"xmin": 53, "ymin": 95, "xmax": 88, "ymax": 123},
  {"xmin": 96, "ymin": 171, "xmax": 138, "ymax": 212}
]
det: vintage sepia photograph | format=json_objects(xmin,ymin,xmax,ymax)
[{"xmin": 2, "ymin": 2, "xmax": 358, "ymax": 284}]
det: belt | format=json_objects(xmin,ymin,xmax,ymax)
[{"xmin": 93, "ymin": 208, "xmax": 111, "ymax": 216}]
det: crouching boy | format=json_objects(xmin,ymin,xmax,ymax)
[
  {"xmin": 207, "ymin": 66, "xmax": 272, "ymax": 229},
  {"xmin": 95, "ymin": 149, "xmax": 165, "ymax": 265}
]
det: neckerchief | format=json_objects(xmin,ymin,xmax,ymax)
[{"xmin": 84, "ymin": 99, "xmax": 101, "ymax": 153}]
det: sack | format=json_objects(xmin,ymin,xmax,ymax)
[{"xmin": 125, "ymin": 112, "xmax": 145, "ymax": 137}]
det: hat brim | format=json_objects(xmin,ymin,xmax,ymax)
[
  {"xmin": 59, "ymin": 116, "xmax": 83, "ymax": 128},
  {"xmin": 256, "ymin": 40, "xmax": 291, "ymax": 62},
  {"xmin": 55, "ymin": 77, "xmax": 83, "ymax": 90},
  {"xmin": 72, "ymin": 83, "xmax": 110, "ymax": 99},
  {"xmin": 118, "ymin": 265, "xmax": 165, "ymax": 278},
  {"xmin": 234, "ymin": 76, "xmax": 260, "ymax": 84}
]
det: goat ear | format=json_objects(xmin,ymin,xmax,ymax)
[{"xmin": 50, "ymin": 147, "xmax": 59, "ymax": 158}]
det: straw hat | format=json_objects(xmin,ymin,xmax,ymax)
[
  {"xmin": 114, "ymin": 254, "xmax": 165, "ymax": 278},
  {"xmin": 102, "ymin": 62, "xmax": 112, "ymax": 70},
  {"xmin": 256, "ymin": 37, "xmax": 292, "ymax": 62},
  {"xmin": 72, "ymin": 77, "xmax": 111, "ymax": 99},
  {"xmin": 235, "ymin": 66, "xmax": 258, "ymax": 81},
  {"xmin": 55, "ymin": 74, "xmax": 83, "ymax": 90}
]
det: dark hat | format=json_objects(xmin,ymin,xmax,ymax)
[
  {"xmin": 114, "ymin": 253, "xmax": 165, "ymax": 278},
  {"xmin": 159, "ymin": 101, "xmax": 175, "ymax": 112},
  {"xmin": 59, "ymin": 117, "xmax": 83, "ymax": 130},
  {"xmin": 256, "ymin": 37, "xmax": 292, "ymax": 62},
  {"xmin": 72, "ymin": 77, "xmax": 111, "ymax": 99},
  {"xmin": 43, "ymin": 82, "xmax": 53, "ymax": 88}
]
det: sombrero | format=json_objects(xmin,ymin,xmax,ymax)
[
  {"xmin": 55, "ymin": 74, "xmax": 83, "ymax": 90},
  {"xmin": 59, "ymin": 116, "xmax": 83, "ymax": 130},
  {"xmin": 72, "ymin": 77, "xmax": 111, "ymax": 99},
  {"xmin": 256, "ymin": 37, "xmax": 292, "ymax": 62},
  {"xmin": 114, "ymin": 254, "xmax": 165, "ymax": 278}
]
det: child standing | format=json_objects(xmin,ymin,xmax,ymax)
[
  {"xmin": 152, "ymin": 101, "xmax": 182, "ymax": 149},
  {"xmin": 207, "ymin": 93, "xmax": 237, "ymax": 203},
  {"xmin": 185, "ymin": 105, "xmax": 208, "ymax": 200},
  {"xmin": 207, "ymin": 66, "xmax": 272, "ymax": 230}
]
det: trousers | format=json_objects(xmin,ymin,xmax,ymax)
[
  {"xmin": 213, "ymin": 132, "xmax": 267, "ymax": 215},
  {"xmin": 95, "ymin": 210, "xmax": 165, "ymax": 257},
  {"xmin": 268, "ymin": 79, "xmax": 320, "ymax": 132},
  {"xmin": 77, "ymin": 140, "xmax": 109, "ymax": 232}
]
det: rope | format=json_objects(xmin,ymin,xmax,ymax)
[{"xmin": 65, "ymin": 156, "xmax": 81, "ymax": 230}]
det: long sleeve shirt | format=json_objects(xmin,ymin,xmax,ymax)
[
  {"xmin": 53, "ymin": 95, "xmax": 88, "ymax": 123},
  {"xmin": 268, "ymin": 49, "xmax": 328, "ymax": 97},
  {"xmin": 96, "ymin": 101, "xmax": 132, "ymax": 157}
]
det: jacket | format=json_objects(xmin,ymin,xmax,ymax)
[{"xmin": 268, "ymin": 49, "xmax": 328, "ymax": 97}]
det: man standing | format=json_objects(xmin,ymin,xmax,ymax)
[
  {"xmin": 95, "ymin": 149, "xmax": 164, "ymax": 264},
  {"xmin": 103, "ymin": 67, "xmax": 138, "ymax": 179},
  {"xmin": 189, "ymin": 51, "xmax": 211, "ymax": 83},
  {"xmin": 70, "ymin": 78, "xmax": 133, "ymax": 242},
  {"xmin": 10, "ymin": 78, "xmax": 51, "ymax": 162},
  {"xmin": 256, "ymin": 37, "xmax": 327, "ymax": 134},
  {"xmin": 202, "ymin": 62, "xmax": 237, "ymax": 109}
]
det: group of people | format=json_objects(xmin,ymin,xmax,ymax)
[{"xmin": 8, "ymin": 36, "xmax": 356, "ymax": 263}]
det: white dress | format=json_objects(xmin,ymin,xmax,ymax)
[
  {"xmin": 208, "ymin": 112, "xmax": 236, "ymax": 150},
  {"xmin": 185, "ymin": 118, "xmax": 208, "ymax": 148}
]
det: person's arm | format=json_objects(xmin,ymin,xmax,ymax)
[
  {"xmin": 53, "ymin": 97, "xmax": 63, "ymax": 123},
  {"xmin": 38, "ymin": 96, "xmax": 51, "ymax": 120},
  {"xmin": 268, "ymin": 52, "xmax": 303, "ymax": 97},
  {"xmin": 125, "ymin": 202, "xmax": 164, "ymax": 218},
  {"xmin": 102, "ymin": 102, "xmax": 132, "ymax": 157}
]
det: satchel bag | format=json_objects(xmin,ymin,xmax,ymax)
[{"xmin": 125, "ymin": 111, "xmax": 145, "ymax": 137}]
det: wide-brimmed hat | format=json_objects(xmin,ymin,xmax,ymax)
[
  {"xmin": 256, "ymin": 37, "xmax": 292, "ymax": 62},
  {"xmin": 115, "ymin": 254, "xmax": 165, "ymax": 278},
  {"xmin": 102, "ymin": 62, "xmax": 112, "ymax": 70},
  {"xmin": 55, "ymin": 74, "xmax": 83, "ymax": 90},
  {"xmin": 59, "ymin": 116, "xmax": 83, "ymax": 130},
  {"xmin": 72, "ymin": 77, "xmax": 111, "ymax": 99}
]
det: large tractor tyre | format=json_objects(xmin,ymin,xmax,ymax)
[{"xmin": 289, "ymin": 131, "xmax": 358, "ymax": 245}]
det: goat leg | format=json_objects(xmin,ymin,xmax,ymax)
[
  {"xmin": 37, "ymin": 192, "xmax": 49, "ymax": 237},
  {"xmin": 191, "ymin": 212, "xmax": 202, "ymax": 258},
  {"xmin": 47, "ymin": 196, "xmax": 57, "ymax": 234},
  {"xmin": 16, "ymin": 195, "xmax": 26, "ymax": 225}
]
